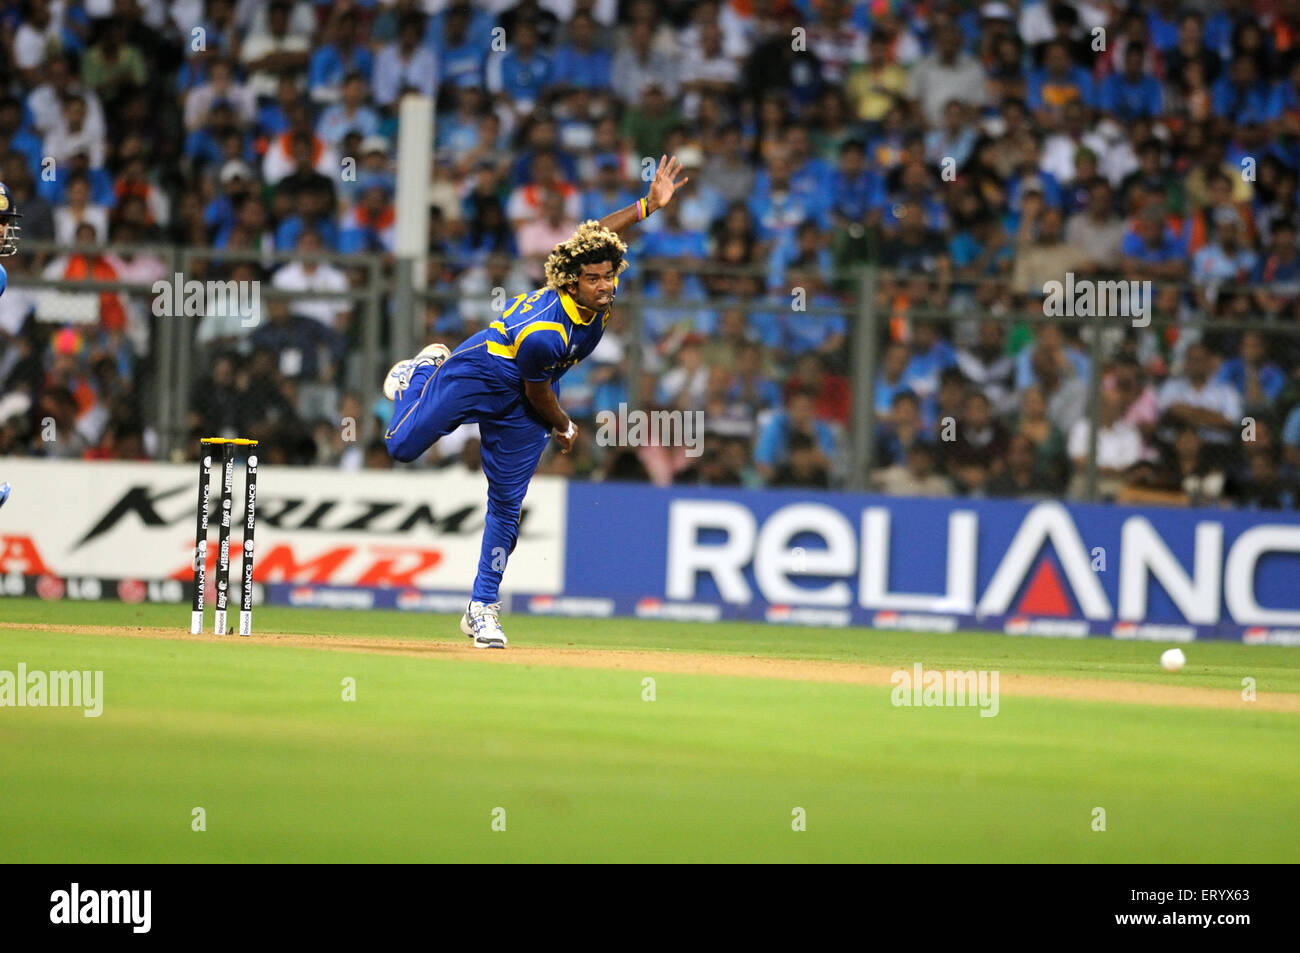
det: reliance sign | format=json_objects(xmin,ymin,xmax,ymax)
[{"xmin": 666, "ymin": 501, "xmax": 1300, "ymax": 627}]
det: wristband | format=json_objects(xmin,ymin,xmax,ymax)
[
  {"xmin": 638, "ymin": 197, "xmax": 649, "ymax": 220},
  {"xmin": 558, "ymin": 421, "xmax": 576, "ymax": 440}
]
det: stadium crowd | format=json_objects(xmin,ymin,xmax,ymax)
[{"xmin": 2, "ymin": 0, "xmax": 1300, "ymax": 507}]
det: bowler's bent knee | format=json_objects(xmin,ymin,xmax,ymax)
[{"xmin": 385, "ymin": 428, "xmax": 425, "ymax": 463}]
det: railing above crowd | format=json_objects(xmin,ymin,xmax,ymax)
[{"xmin": 4, "ymin": 238, "xmax": 1300, "ymax": 510}]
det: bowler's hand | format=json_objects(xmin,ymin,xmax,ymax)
[
  {"xmin": 646, "ymin": 155, "xmax": 689, "ymax": 213},
  {"xmin": 553, "ymin": 421, "xmax": 578, "ymax": 454}
]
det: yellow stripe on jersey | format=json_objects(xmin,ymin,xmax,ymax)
[
  {"xmin": 517, "ymin": 320, "xmax": 568, "ymax": 348},
  {"xmin": 486, "ymin": 320, "xmax": 568, "ymax": 360}
]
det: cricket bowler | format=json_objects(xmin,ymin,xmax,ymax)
[{"xmin": 383, "ymin": 154, "xmax": 689, "ymax": 647}]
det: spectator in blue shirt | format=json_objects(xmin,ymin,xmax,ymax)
[
  {"xmin": 275, "ymin": 190, "xmax": 339, "ymax": 252},
  {"xmin": 38, "ymin": 150, "xmax": 114, "ymax": 206},
  {"xmin": 1027, "ymin": 41, "xmax": 1095, "ymax": 124},
  {"xmin": 436, "ymin": 86, "xmax": 488, "ymax": 169},
  {"xmin": 876, "ymin": 390, "xmax": 933, "ymax": 468},
  {"xmin": 828, "ymin": 139, "xmax": 882, "ymax": 227},
  {"xmin": 338, "ymin": 179, "xmax": 396, "ymax": 253},
  {"xmin": 204, "ymin": 160, "xmax": 256, "ymax": 238},
  {"xmin": 783, "ymin": 290, "xmax": 846, "ymax": 358},
  {"xmin": 486, "ymin": 17, "xmax": 553, "ymax": 113},
  {"xmin": 508, "ymin": 118, "xmax": 579, "ymax": 187},
  {"xmin": 924, "ymin": 99, "xmax": 978, "ymax": 171},
  {"xmin": 315, "ymin": 73, "xmax": 380, "ymax": 146},
  {"xmin": 641, "ymin": 200, "xmax": 708, "ymax": 262},
  {"xmin": 754, "ymin": 386, "xmax": 838, "ymax": 483},
  {"xmin": 902, "ymin": 319, "xmax": 958, "ymax": 410},
  {"xmin": 425, "ymin": 0, "xmax": 494, "ymax": 50},
  {"xmin": 727, "ymin": 274, "xmax": 784, "ymax": 349},
  {"xmin": 307, "ymin": 10, "xmax": 374, "ymax": 104},
  {"xmin": 1274, "ymin": 59, "xmax": 1300, "ymax": 121},
  {"xmin": 784, "ymin": 124, "xmax": 834, "ymax": 221},
  {"xmin": 750, "ymin": 153, "xmax": 828, "ymax": 242},
  {"xmin": 767, "ymin": 220, "xmax": 833, "ymax": 292},
  {"xmin": 1253, "ymin": 219, "xmax": 1300, "ymax": 318},
  {"xmin": 251, "ymin": 299, "xmax": 346, "ymax": 385},
  {"xmin": 728, "ymin": 340, "xmax": 783, "ymax": 413},
  {"xmin": 950, "ymin": 211, "xmax": 1014, "ymax": 279},
  {"xmin": 183, "ymin": 100, "xmax": 242, "ymax": 170},
  {"xmin": 550, "ymin": 12, "xmax": 611, "ymax": 91},
  {"xmin": 879, "ymin": 202, "xmax": 950, "ymax": 276},
  {"xmin": 581, "ymin": 155, "xmax": 638, "ymax": 224},
  {"xmin": 642, "ymin": 268, "xmax": 711, "ymax": 344},
  {"xmin": 1283, "ymin": 404, "xmax": 1300, "ymax": 464},
  {"xmin": 1146, "ymin": 0, "xmax": 1182, "ymax": 53},
  {"xmin": 1006, "ymin": 140, "xmax": 1063, "ymax": 225},
  {"xmin": 256, "ymin": 76, "xmax": 301, "ymax": 139},
  {"xmin": 0, "ymin": 97, "xmax": 43, "ymax": 179},
  {"xmin": 373, "ymin": 13, "xmax": 437, "ymax": 108},
  {"xmin": 459, "ymin": 191, "xmax": 516, "ymax": 262},
  {"xmin": 1191, "ymin": 214, "xmax": 1257, "ymax": 303},
  {"xmin": 1216, "ymin": 331, "xmax": 1286, "ymax": 407},
  {"xmin": 1122, "ymin": 207, "xmax": 1189, "ymax": 281},
  {"xmin": 435, "ymin": 2, "xmax": 488, "ymax": 90},
  {"xmin": 880, "ymin": 160, "xmax": 949, "ymax": 231},
  {"xmin": 1163, "ymin": 11, "xmax": 1221, "ymax": 86},
  {"xmin": 1098, "ymin": 43, "xmax": 1164, "ymax": 120},
  {"xmin": 1212, "ymin": 57, "xmax": 1281, "ymax": 125},
  {"xmin": 875, "ymin": 343, "xmax": 915, "ymax": 422}
]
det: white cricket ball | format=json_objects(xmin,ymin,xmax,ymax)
[{"xmin": 1160, "ymin": 648, "xmax": 1186, "ymax": 672}]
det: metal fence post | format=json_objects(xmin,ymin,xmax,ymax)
[
  {"xmin": 1084, "ymin": 311, "xmax": 1104, "ymax": 502},
  {"xmin": 849, "ymin": 265, "xmax": 878, "ymax": 492},
  {"xmin": 362, "ymin": 257, "xmax": 383, "ymax": 445},
  {"xmin": 155, "ymin": 247, "xmax": 177, "ymax": 460},
  {"xmin": 625, "ymin": 294, "xmax": 643, "ymax": 410},
  {"xmin": 393, "ymin": 257, "xmax": 415, "ymax": 366}
]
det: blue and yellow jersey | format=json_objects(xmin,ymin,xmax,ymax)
[{"xmin": 461, "ymin": 281, "xmax": 615, "ymax": 385}]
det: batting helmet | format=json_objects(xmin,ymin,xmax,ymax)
[{"xmin": 0, "ymin": 182, "xmax": 22, "ymax": 256}]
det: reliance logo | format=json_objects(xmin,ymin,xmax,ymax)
[{"xmin": 666, "ymin": 501, "xmax": 1300, "ymax": 627}]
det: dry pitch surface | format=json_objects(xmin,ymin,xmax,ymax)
[{"xmin": 2, "ymin": 620, "xmax": 1293, "ymax": 712}]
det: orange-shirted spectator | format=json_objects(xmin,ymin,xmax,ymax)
[
  {"xmin": 1184, "ymin": 171, "xmax": 1256, "ymax": 256},
  {"xmin": 50, "ymin": 222, "xmax": 127, "ymax": 333}
]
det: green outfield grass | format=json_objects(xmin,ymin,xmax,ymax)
[{"xmin": 1, "ymin": 598, "xmax": 1297, "ymax": 862}]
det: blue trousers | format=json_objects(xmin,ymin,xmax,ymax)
[{"xmin": 385, "ymin": 354, "xmax": 550, "ymax": 603}]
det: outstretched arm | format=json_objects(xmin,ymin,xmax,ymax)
[
  {"xmin": 599, "ymin": 154, "xmax": 690, "ymax": 236},
  {"xmin": 524, "ymin": 379, "xmax": 577, "ymax": 453}
]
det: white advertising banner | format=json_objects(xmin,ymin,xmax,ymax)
[{"xmin": 0, "ymin": 459, "xmax": 564, "ymax": 593}]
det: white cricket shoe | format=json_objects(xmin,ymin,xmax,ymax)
[
  {"xmin": 384, "ymin": 343, "xmax": 450, "ymax": 400},
  {"xmin": 460, "ymin": 600, "xmax": 507, "ymax": 649}
]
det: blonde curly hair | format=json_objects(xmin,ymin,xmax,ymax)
[{"xmin": 543, "ymin": 220, "xmax": 629, "ymax": 291}]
